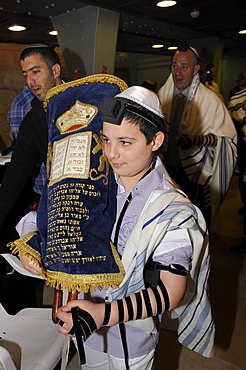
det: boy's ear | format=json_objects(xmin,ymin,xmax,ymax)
[{"xmin": 152, "ymin": 131, "xmax": 164, "ymax": 151}]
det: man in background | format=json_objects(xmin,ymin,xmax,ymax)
[
  {"xmin": 7, "ymin": 84, "xmax": 46, "ymax": 198},
  {"xmin": 229, "ymin": 72, "xmax": 246, "ymax": 99},
  {"xmin": 228, "ymin": 88, "xmax": 246, "ymax": 252},
  {"xmin": 198, "ymin": 58, "xmax": 225, "ymax": 104},
  {"xmin": 7, "ymin": 85, "xmax": 34, "ymax": 139},
  {"xmin": 158, "ymin": 45, "xmax": 237, "ymax": 227}
]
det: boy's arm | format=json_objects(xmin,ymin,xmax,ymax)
[{"xmin": 57, "ymin": 269, "xmax": 187, "ymax": 337}]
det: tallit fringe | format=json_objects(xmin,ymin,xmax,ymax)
[{"xmin": 44, "ymin": 73, "xmax": 128, "ymax": 108}]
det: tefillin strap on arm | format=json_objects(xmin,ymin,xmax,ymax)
[
  {"xmin": 144, "ymin": 260, "xmax": 188, "ymax": 289},
  {"xmin": 102, "ymin": 260, "xmax": 188, "ymax": 326},
  {"xmin": 63, "ymin": 306, "xmax": 97, "ymax": 366},
  {"xmin": 63, "ymin": 261, "xmax": 187, "ymax": 349},
  {"xmin": 102, "ymin": 278, "xmax": 171, "ymax": 327}
]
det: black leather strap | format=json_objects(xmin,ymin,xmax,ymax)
[
  {"xmin": 77, "ymin": 309, "xmax": 97, "ymax": 339},
  {"xmin": 117, "ymin": 299, "xmax": 125, "ymax": 323},
  {"xmin": 102, "ymin": 303, "xmax": 111, "ymax": 326},
  {"xmin": 135, "ymin": 292, "xmax": 142, "ymax": 320},
  {"xmin": 114, "ymin": 193, "xmax": 132, "ymax": 247},
  {"xmin": 119, "ymin": 323, "xmax": 130, "ymax": 370},
  {"xmin": 158, "ymin": 279, "xmax": 170, "ymax": 312},
  {"xmin": 142, "ymin": 289, "xmax": 153, "ymax": 317},
  {"xmin": 70, "ymin": 307, "xmax": 86, "ymax": 365},
  {"xmin": 151, "ymin": 286, "xmax": 163, "ymax": 314},
  {"xmin": 125, "ymin": 296, "xmax": 134, "ymax": 321}
]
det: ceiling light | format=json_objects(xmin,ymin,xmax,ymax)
[
  {"xmin": 156, "ymin": 1, "xmax": 177, "ymax": 7},
  {"xmin": 152, "ymin": 44, "xmax": 164, "ymax": 48},
  {"xmin": 167, "ymin": 46, "xmax": 178, "ymax": 50},
  {"xmin": 238, "ymin": 29, "xmax": 246, "ymax": 34},
  {"xmin": 8, "ymin": 25, "xmax": 26, "ymax": 32},
  {"xmin": 190, "ymin": 9, "xmax": 200, "ymax": 18},
  {"xmin": 49, "ymin": 30, "xmax": 58, "ymax": 36}
]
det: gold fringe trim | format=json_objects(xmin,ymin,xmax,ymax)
[
  {"xmin": 45, "ymin": 269, "xmax": 124, "ymax": 293},
  {"xmin": 8, "ymin": 237, "xmax": 125, "ymax": 293},
  {"xmin": 44, "ymin": 74, "xmax": 128, "ymax": 107},
  {"xmin": 7, "ymin": 232, "xmax": 47, "ymax": 277},
  {"xmin": 43, "ymin": 241, "xmax": 125, "ymax": 292}
]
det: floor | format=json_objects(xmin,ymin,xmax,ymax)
[
  {"xmin": 65, "ymin": 173, "xmax": 246, "ymax": 369},
  {"xmin": 154, "ymin": 173, "xmax": 246, "ymax": 370}
]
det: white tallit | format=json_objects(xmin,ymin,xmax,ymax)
[
  {"xmin": 228, "ymin": 87, "xmax": 246, "ymax": 122},
  {"xmin": 106, "ymin": 183, "xmax": 215, "ymax": 358},
  {"xmin": 158, "ymin": 74, "xmax": 237, "ymax": 208}
]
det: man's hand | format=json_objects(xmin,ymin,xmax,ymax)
[
  {"xmin": 176, "ymin": 135, "xmax": 195, "ymax": 149},
  {"xmin": 20, "ymin": 254, "xmax": 42, "ymax": 275}
]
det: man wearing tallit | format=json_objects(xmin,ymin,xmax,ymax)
[{"xmin": 158, "ymin": 45, "xmax": 237, "ymax": 227}]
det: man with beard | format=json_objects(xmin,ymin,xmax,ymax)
[{"xmin": 0, "ymin": 45, "xmax": 62, "ymax": 250}]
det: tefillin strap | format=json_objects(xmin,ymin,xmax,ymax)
[
  {"xmin": 113, "ymin": 167, "xmax": 152, "ymax": 248},
  {"xmin": 102, "ymin": 277, "xmax": 171, "ymax": 326},
  {"xmin": 113, "ymin": 166, "xmax": 151, "ymax": 370}
]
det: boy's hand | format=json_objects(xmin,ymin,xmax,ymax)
[
  {"xmin": 20, "ymin": 254, "xmax": 42, "ymax": 275},
  {"xmin": 57, "ymin": 299, "xmax": 105, "ymax": 337}
]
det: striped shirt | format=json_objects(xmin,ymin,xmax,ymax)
[{"xmin": 7, "ymin": 86, "xmax": 46, "ymax": 195}]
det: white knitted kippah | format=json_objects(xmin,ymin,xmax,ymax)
[{"xmin": 115, "ymin": 86, "xmax": 164, "ymax": 119}]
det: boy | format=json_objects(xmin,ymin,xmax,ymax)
[{"xmin": 57, "ymin": 86, "xmax": 214, "ymax": 369}]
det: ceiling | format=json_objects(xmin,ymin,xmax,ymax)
[{"xmin": 0, "ymin": 0, "xmax": 245, "ymax": 56}]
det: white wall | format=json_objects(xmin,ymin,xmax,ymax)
[{"xmin": 115, "ymin": 52, "xmax": 172, "ymax": 90}]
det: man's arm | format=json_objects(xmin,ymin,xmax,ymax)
[
  {"xmin": 177, "ymin": 133, "xmax": 217, "ymax": 149},
  {"xmin": 0, "ymin": 103, "xmax": 47, "ymax": 231}
]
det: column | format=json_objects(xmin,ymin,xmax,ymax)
[{"xmin": 52, "ymin": 6, "xmax": 119, "ymax": 79}]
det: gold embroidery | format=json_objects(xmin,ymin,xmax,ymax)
[
  {"xmin": 56, "ymin": 100, "xmax": 98, "ymax": 135},
  {"xmin": 49, "ymin": 132, "xmax": 92, "ymax": 187},
  {"xmin": 44, "ymin": 242, "xmax": 125, "ymax": 292},
  {"xmin": 89, "ymin": 132, "xmax": 110, "ymax": 183},
  {"xmin": 45, "ymin": 74, "xmax": 128, "ymax": 104},
  {"xmin": 46, "ymin": 142, "xmax": 52, "ymax": 177},
  {"xmin": 17, "ymin": 74, "xmax": 128, "ymax": 292},
  {"xmin": 92, "ymin": 133, "xmax": 103, "ymax": 155},
  {"xmin": 9, "ymin": 237, "xmax": 125, "ymax": 293}
]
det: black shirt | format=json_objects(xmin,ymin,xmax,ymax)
[{"xmin": 0, "ymin": 97, "xmax": 48, "ymax": 237}]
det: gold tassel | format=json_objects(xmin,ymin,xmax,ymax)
[{"xmin": 7, "ymin": 235, "xmax": 125, "ymax": 293}]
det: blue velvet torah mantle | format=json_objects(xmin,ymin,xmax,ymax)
[{"xmin": 11, "ymin": 74, "xmax": 127, "ymax": 292}]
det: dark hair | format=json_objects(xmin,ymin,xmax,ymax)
[
  {"xmin": 141, "ymin": 80, "xmax": 157, "ymax": 92},
  {"xmin": 124, "ymin": 101, "xmax": 165, "ymax": 158},
  {"xmin": 20, "ymin": 45, "xmax": 60, "ymax": 68},
  {"xmin": 178, "ymin": 42, "xmax": 200, "ymax": 65}
]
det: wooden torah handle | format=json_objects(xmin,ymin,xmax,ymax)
[
  {"xmin": 52, "ymin": 288, "xmax": 63, "ymax": 324},
  {"xmin": 73, "ymin": 67, "xmax": 80, "ymax": 80},
  {"xmin": 68, "ymin": 291, "xmax": 78, "ymax": 302}
]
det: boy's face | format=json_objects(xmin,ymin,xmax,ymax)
[
  {"xmin": 102, "ymin": 118, "xmax": 162, "ymax": 190},
  {"xmin": 20, "ymin": 53, "xmax": 59, "ymax": 101}
]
